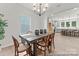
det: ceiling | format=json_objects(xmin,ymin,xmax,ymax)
[{"xmin": 20, "ymin": 3, "xmax": 79, "ymax": 15}]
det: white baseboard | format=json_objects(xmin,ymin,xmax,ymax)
[{"xmin": 1, "ymin": 43, "xmax": 13, "ymax": 49}]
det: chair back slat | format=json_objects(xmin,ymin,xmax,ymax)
[{"xmin": 12, "ymin": 36, "xmax": 19, "ymax": 48}]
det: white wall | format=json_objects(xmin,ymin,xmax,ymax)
[
  {"xmin": 43, "ymin": 7, "xmax": 79, "ymax": 30},
  {"xmin": 0, "ymin": 3, "xmax": 43, "ymax": 48},
  {"xmin": 43, "ymin": 12, "xmax": 54, "ymax": 29},
  {"xmin": 53, "ymin": 8, "xmax": 79, "ymax": 29}
]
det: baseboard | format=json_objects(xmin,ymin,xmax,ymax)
[
  {"xmin": 1, "ymin": 42, "xmax": 22, "ymax": 49},
  {"xmin": 1, "ymin": 43, "xmax": 14, "ymax": 49}
]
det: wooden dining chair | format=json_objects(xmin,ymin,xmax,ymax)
[
  {"xmin": 48, "ymin": 33, "xmax": 55, "ymax": 53},
  {"xmin": 36, "ymin": 35, "xmax": 49, "ymax": 56},
  {"xmin": 12, "ymin": 36, "xmax": 32, "ymax": 56}
]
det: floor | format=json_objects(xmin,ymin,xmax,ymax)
[{"xmin": 1, "ymin": 33, "xmax": 79, "ymax": 56}]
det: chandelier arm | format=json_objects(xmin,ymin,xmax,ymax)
[{"xmin": 33, "ymin": 3, "xmax": 48, "ymax": 16}]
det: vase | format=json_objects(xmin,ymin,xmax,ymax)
[
  {"xmin": 35, "ymin": 30, "xmax": 39, "ymax": 35},
  {"xmin": 40, "ymin": 29, "xmax": 43, "ymax": 34}
]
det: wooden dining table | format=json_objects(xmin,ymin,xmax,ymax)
[{"xmin": 19, "ymin": 33, "xmax": 50, "ymax": 56}]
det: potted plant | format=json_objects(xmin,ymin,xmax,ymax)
[{"xmin": 0, "ymin": 16, "xmax": 8, "ymax": 48}]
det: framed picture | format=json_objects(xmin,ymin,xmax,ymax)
[
  {"xmin": 66, "ymin": 22, "xmax": 70, "ymax": 27},
  {"xmin": 72, "ymin": 21, "xmax": 76, "ymax": 27},
  {"xmin": 61, "ymin": 22, "xmax": 65, "ymax": 27}
]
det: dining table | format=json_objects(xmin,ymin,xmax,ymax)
[{"xmin": 19, "ymin": 33, "xmax": 50, "ymax": 56}]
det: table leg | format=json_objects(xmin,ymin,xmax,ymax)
[{"xmin": 32, "ymin": 42, "xmax": 37, "ymax": 56}]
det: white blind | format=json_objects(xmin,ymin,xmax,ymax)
[{"xmin": 20, "ymin": 16, "xmax": 30, "ymax": 34}]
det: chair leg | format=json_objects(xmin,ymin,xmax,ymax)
[
  {"xmin": 29, "ymin": 48, "xmax": 32, "ymax": 56},
  {"xmin": 17, "ymin": 52, "xmax": 19, "ymax": 56},
  {"xmin": 50, "ymin": 44, "xmax": 53, "ymax": 52},
  {"xmin": 15, "ymin": 50, "xmax": 16, "ymax": 56},
  {"xmin": 53, "ymin": 39, "xmax": 55, "ymax": 49},
  {"xmin": 49, "ymin": 41, "xmax": 55, "ymax": 53},
  {"xmin": 44, "ymin": 52, "xmax": 46, "ymax": 56},
  {"xmin": 47, "ymin": 46, "xmax": 50, "ymax": 53},
  {"xmin": 15, "ymin": 50, "xmax": 18, "ymax": 56},
  {"xmin": 47, "ymin": 42, "xmax": 52, "ymax": 53},
  {"xmin": 44, "ymin": 47, "xmax": 46, "ymax": 56}
]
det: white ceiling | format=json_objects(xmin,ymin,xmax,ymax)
[{"xmin": 20, "ymin": 3, "xmax": 79, "ymax": 14}]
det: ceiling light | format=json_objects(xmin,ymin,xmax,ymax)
[{"xmin": 32, "ymin": 3, "xmax": 48, "ymax": 16}]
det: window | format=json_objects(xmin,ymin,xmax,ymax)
[
  {"xmin": 66, "ymin": 22, "xmax": 70, "ymax": 27},
  {"xmin": 61, "ymin": 22, "xmax": 65, "ymax": 27},
  {"xmin": 20, "ymin": 16, "xmax": 31, "ymax": 34},
  {"xmin": 72, "ymin": 21, "xmax": 76, "ymax": 27}
]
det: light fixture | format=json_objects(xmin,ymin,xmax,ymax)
[{"xmin": 32, "ymin": 3, "xmax": 48, "ymax": 16}]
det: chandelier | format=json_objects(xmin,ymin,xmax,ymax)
[{"xmin": 32, "ymin": 3, "xmax": 48, "ymax": 16}]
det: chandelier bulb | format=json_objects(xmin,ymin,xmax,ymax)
[{"xmin": 32, "ymin": 3, "xmax": 48, "ymax": 16}]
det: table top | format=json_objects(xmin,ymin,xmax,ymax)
[{"xmin": 19, "ymin": 33, "xmax": 50, "ymax": 43}]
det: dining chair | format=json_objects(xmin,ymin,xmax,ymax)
[
  {"xmin": 48, "ymin": 33, "xmax": 55, "ymax": 53},
  {"xmin": 36, "ymin": 35, "xmax": 50, "ymax": 56},
  {"xmin": 12, "ymin": 36, "xmax": 32, "ymax": 56}
]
